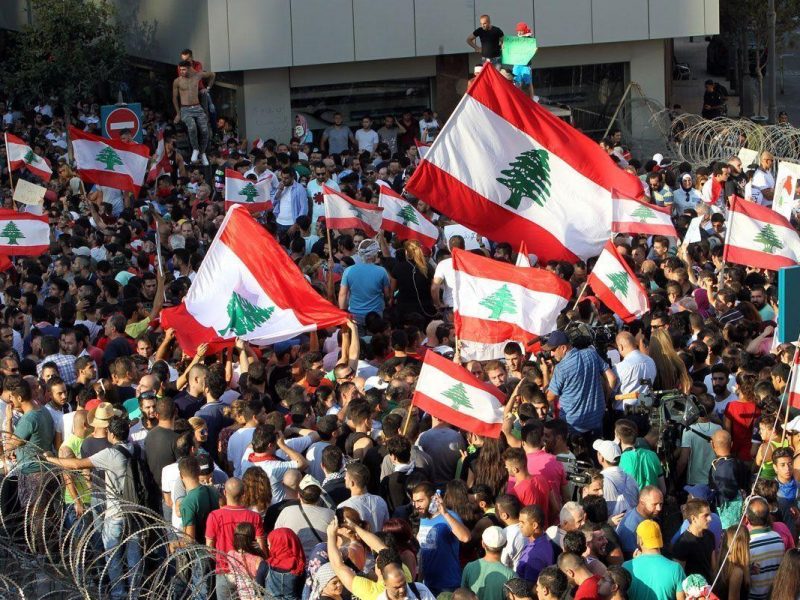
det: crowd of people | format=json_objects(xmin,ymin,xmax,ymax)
[{"xmin": 1, "ymin": 29, "xmax": 800, "ymax": 600}]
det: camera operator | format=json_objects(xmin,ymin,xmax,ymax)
[
  {"xmin": 541, "ymin": 330, "xmax": 617, "ymax": 443},
  {"xmin": 591, "ymin": 440, "xmax": 639, "ymax": 518}
]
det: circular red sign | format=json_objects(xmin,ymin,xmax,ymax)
[{"xmin": 104, "ymin": 107, "xmax": 140, "ymax": 140}]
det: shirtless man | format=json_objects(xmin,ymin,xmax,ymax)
[{"xmin": 172, "ymin": 60, "xmax": 215, "ymax": 166}]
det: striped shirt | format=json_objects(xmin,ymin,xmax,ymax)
[{"xmin": 748, "ymin": 528, "xmax": 784, "ymax": 600}]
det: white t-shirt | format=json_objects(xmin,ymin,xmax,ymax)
[
  {"xmin": 751, "ymin": 168, "xmax": 775, "ymax": 206},
  {"xmin": 228, "ymin": 426, "xmax": 256, "ymax": 477},
  {"xmin": 44, "ymin": 404, "xmax": 66, "ymax": 436},
  {"xmin": 355, "ymin": 129, "xmax": 380, "ymax": 153},
  {"xmin": 502, "ymin": 522, "xmax": 527, "ymax": 570},
  {"xmin": 98, "ymin": 185, "xmax": 124, "ymax": 217},
  {"xmin": 433, "ymin": 258, "xmax": 455, "ymax": 308}
]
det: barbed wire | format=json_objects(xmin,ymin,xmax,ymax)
[{"xmin": 0, "ymin": 441, "xmax": 266, "ymax": 600}]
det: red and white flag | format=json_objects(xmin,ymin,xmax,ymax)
[
  {"xmin": 5, "ymin": 133, "xmax": 52, "ymax": 181},
  {"xmin": 378, "ymin": 186, "xmax": 438, "ymax": 247},
  {"xmin": 252, "ymin": 138, "xmax": 265, "ymax": 150},
  {"xmin": 323, "ymin": 185, "xmax": 383, "ymax": 236},
  {"xmin": 724, "ymin": 196, "xmax": 800, "ymax": 271},
  {"xmin": 587, "ymin": 240, "xmax": 649, "ymax": 323},
  {"xmin": 413, "ymin": 349, "xmax": 505, "ymax": 438},
  {"xmin": 452, "ymin": 248, "xmax": 571, "ymax": 360},
  {"xmin": 515, "ymin": 240, "xmax": 534, "ymax": 267},
  {"xmin": 224, "ymin": 169, "xmax": 273, "ymax": 213},
  {"xmin": 405, "ymin": 65, "xmax": 643, "ymax": 263},
  {"xmin": 69, "ymin": 126, "xmax": 149, "ymax": 195},
  {"xmin": 788, "ymin": 350, "xmax": 800, "ymax": 409},
  {"xmin": 611, "ymin": 191, "xmax": 677, "ymax": 237},
  {"xmin": 161, "ymin": 205, "xmax": 348, "ymax": 356},
  {"xmin": 414, "ymin": 138, "xmax": 431, "ymax": 159},
  {"xmin": 0, "ymin": 209, "xmax": 50, "ymax": 255},
  {"xmin": 146, "ymin": 129, "xmax": 171, "ymax": 184}
]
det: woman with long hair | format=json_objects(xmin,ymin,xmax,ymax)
[
  {"xmin": 649, "ymin": 328, "xmax": 692, "ymax": 392},
  {"xmin": 263, "ymin": 528, "xmax": 307, "ymax": 600},
  {"xmin": 466, "ymin": 436, "xmax": 508, "ymax": 497},
  {"xmin": 241, "ymin": 466, "xmax": 272, "ymax": 520},
  {"xmin": 443, "ymin": 480, "xmax": 482, "ymax": 529},
  {"xmin": 389, "ymin": 239, "xmax": 436, "ymax": 318},
  {"xmin": 218, "ymin": 399, "xmax": 245, "ymax": 475},
  {"xmin": 225, "ymin": 522, "xmax": 266, "ymax": 600},
  {"xmin": 769, "ymin": 548, "xmax": 800, "ymax": 600},
  {"xmin": 382, "ymin": 518, "xmax": 419, "ymax": 580},
  {"xmin": 712, "ymin": 527, "xmax": 750, "ymax": 600},
  {"xmin": 723, "ymin": 372, "xmax": 762, "ymax": 462}
]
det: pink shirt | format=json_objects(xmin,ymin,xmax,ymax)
[{"xmin": 526, "ymin": 449, "xmax": 566, "ymax": 491}]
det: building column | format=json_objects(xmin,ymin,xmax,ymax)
[{"xmin": 242, "ymin": 68, "xmax": 292, "ymax": 143}]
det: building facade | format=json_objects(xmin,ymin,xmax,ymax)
[{"xmin": 1, "ymin": 0, "xmax": 719, "ymax": 143}]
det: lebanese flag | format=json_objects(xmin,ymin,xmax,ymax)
[
  {"xmin": 378, "ymin": 186, "xmax": 438, "ymax": 247},
  {"xmin": 413, "ymin": 350, "xmax": 505, "ymax": 438},
  {"xmin": 323, "ymin": 185, "xmax": 383, "ymax": 236},
  {"xmin": 405, "ymin": 65, "xmax": 643, "ymax": 263},
  {"xmin": 224, "ymin": 169, "xmax": 273, "ymax": 213},
  {"xmin": 452, "ymin": 248, "xmax": 571, "ymax": 360},
  {"xmin": 612, "ymin": 191, "xmax": 677, "ymax": 237},
  {"xmin": 515, "ymin": 240, "xmax": 534, "ymax": 267},
  {"xmin": 788, "ymin": 350, "xmax": 800, "ymax": 409},
  {"xmin": 69, "ymin": 126, "xmax": 149, "ymax": 195},
  {"xmin": 0, "ymin": 255, "xmax": 12, "ymax": 272},
  {"xmin": 724, "ymin": 196, "xmax": 800, "ymax": 271},
  {"xmin": 160, "ymin": 205, "xmax": 348, "ymax": 356},
  {"xmin": 0, "ymin": 209, "xmax": 50, "ymax": 255},
  {"xmin": 414, "ymin": 138, "xmax": 431, "ymax": 159},
  {"xmin": 587, "ymin": 240, "xmax": 649, "ymax": 323},
  {"xmin": 146, "ymin": 129, "xmax": 170, "ymax": 184},
  {"xmin": 5, "ymin": 133, "xmax": 52, "ymax": 181}
]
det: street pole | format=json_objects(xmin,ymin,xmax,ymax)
[{"xmin": 767, "ymin": 0, "xmax": 777, "ymax": 123}]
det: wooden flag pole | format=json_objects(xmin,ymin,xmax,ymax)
[
  {"xmin": 4, "ymin": 133, "xmax": 16, "ymax": 201},
  {"xmin": 401, "ymin": 401, "xmax": 415, "ymax": 437}
]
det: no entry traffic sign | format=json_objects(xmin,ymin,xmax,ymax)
[{"xmin": 101, "ymin": 103, "xmax": 143, "ymax": 143}]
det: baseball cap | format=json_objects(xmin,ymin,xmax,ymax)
[
  {"xmin": 299, "ymin": 474, "xmax": 323, "ymax": 491},
  {"xmin": 636, "ymin": 519, "xmax": 663, "ymax": 549},
  {"xmin": 786, "ymin": 415, "xmax": 800, "ymax": 433},
  {"xmin": 73, "ymin": 246, "xmax": 91, "ymax": 257},
  {"xmin": 592, "ymin": 439, "xmax": 621, "ymax": 462},
  {"xmin": 684, "ymin": 484, "xmax": 714, "ymax": 503},
  {"xmin": 482, "ymin": 525, "xmax": 506, "ymax": 549},
  {"xmin": 541, "ymin": 330, "xmax": 569, "ymax": 350}
]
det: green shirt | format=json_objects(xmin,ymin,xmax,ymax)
[
  {"xmin": 461, "ymin": 558, "xmax": 515, "ymax": 600},
  {"xmin": 623, "ymin": 554, "xmax": 685, "ymax": 600},
  {"xmin": 619, "ymin": 447, "xmax": 663, "ymax": 489},
  {"xmin": 60, "ymin": 434, "xmax": 91, "ymax": 505},
  {"xmin": 14, "ymin": 408, "xmax": 55, "ymax": 474},
  {"xmin": 181, "ymin": 484, "xmax": 220, "ymax": 542}
]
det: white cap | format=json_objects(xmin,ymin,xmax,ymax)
[
  {"xmin": 786, "ymin": 416, "xmax": 800, "ymax": 433},
  {"xmin": 652, "ymin": 153, "xmax": 664, "ymax": 164},
  {"xmin": 592, "ymin": 439, "xmax": 621, "ymax": 462},
  {"xmin": 482, "ymin": 526, "xmax": 506, "ymax": 549}
]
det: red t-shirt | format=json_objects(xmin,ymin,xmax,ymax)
[
  {"xmin": 205, "ymin": 505, "xmax": 263, "ymax": 573},
  {"xmin": 512, "ymin": 477, "xmax": 551, "ymax": 523},
  {"xmin": 724, "ymin": 400, "xmax": 760, "ymax": 461},
  {"xmin": 574, "ymin": 574, "xmax": 602, "ymax": 600}
]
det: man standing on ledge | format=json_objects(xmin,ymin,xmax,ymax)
[
  {"xmin": 173, "ymin": 60, "xmax": 215, "ymax": 166},
  {"xmin": 467, "ymin": 15, "xmax": 504, "ymax": 66}
]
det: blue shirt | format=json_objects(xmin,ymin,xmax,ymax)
[
  {"xmin": 341, "ymin": 263, "xmax": 389, "ymax": 318},
  {"xmin": 616, "ymin": 508, "xmax": 647, "ymax": 556},
  {"xmin": 515, "ymin": 534, "xmax": 553, "ymax": 583},
  {"xmin": 417, "ymin": 511, "xmax": 462, "ymax": 594},
  {"xmin": 548, "ymin": 347, "xmax": 608, "ymax": 432}
]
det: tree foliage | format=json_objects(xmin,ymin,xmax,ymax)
[{"xmin": 0, "ymin": 0, "xmax": 127, "ymax": 109}]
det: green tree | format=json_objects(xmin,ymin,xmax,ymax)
[
  {"xmin": 631, "ymin": 205, "xmax": 656, "ymax": 223},
  {"xmin": 479, "ymin": 284, "xmax": 518, "ymax": 320},
  {"xmin": 496, "ymin": 149, "xmax": 551, "ymax": 209},
  {"xmin": 442, "ymin": 383, "xmax": 473, "ymax": 411},
  {"xmin": 238, "ymin": 183, "xmax": 260, "ymax": 203},
  {"xmin": 607, "ymin": 271, "xmax": 630, "ymax": 296},
  {"xmin": 1, "ymin": 222, "xmax": 25, "ymax": 246},
  {"xmin": 23, "ymin": 149, "xmax": 40, "ymax": 165},
  {"xmin": 398, "ymin": 204, "xmax": 419, "ymax": 226},
  {"xmin": 0, "ymin": 0, "xmax": 127, "ymax": 112},
  {"xmin": 217, "ymin": 292, "xmax": 275, "ymax": 336},
  {"xmin": 95, "ymin": 147, "xmax": 124, "ymax": 171},
  {"xmin": 754, "ymin": 224, "xmax": 784, "ymax": 253}
]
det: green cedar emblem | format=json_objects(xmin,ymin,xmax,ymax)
[
  {"xmin": 23, "ymin": 149, "xmax": 40, "ymax": 164},
  {"xmin": 496, "ymin": 149, "xmax": 551, "ymax": 209},
  {"xmin": 238, "ymin": 182, "xmax": 260, "ymax": 203},
  {"xmin": 0, "ymin": 221, "xmax": 25, "ymax": 245},
  {"xmin": 217, "ymin": 292, "xmax": 275, "ymax": 336},
  {"xmin": 398, "ymin": 204, "xmax": 419, "ymax": 226},
  {"xmin": 753, "ymin": 224, "xmax": 784, "ymax": 254},
  {"xmin": 95, "ymin": 147, "xmax": 124, "ymax": 171},
  {"xmin": 631, "ymin": 205, "xmax": 656, "ymax": 223},
  {"xmin": 479, "ymin": 284, "xmax": 518, "ymax": 320},
  {"xmin": 442, "ymin": 383, "xmax": 473, "ymax": 411},
  {"xmin": 607, "ymin": 271, "xmax": 629, "ymax": 296}
]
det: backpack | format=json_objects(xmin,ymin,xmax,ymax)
[{"xmin": 115, "ymin": 443, "xmax": 159, "ymax": 511}]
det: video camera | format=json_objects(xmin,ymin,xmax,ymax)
[
  {"xmin": 564, "ymin": 321, "xmax": 617, "ymax": 363},
  {"xmin": 556, "ymin": 455, "xmax": 595, "ymax": 487}
]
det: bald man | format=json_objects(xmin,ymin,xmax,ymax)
[
  {"xmin": 751, "ymin": 151, "xmax": 775, "ymax": 206},
  {"xmin": 612, "ymin": 332, "xmax": 656, "ymax": 413},
  {"xmin": 206, "ymin": 476, "xmax": 266, "ymax": 595},
  {"xmin": 710, "ymin": 429, "xmax": 750, "ymax": 529}
]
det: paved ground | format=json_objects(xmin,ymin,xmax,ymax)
[{"xmin": 671, "ymin": 36, "xmax": 800, "ymax": 123}]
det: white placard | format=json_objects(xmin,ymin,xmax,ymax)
[
  {"xmin": 683, "ymin": 216, "xmax": 703, "ymax": 244},
  {"xmin": 772, "ymin": 160, "xmax": 800, "ymax": 221},
  {"xmin": 444, "ymin": 224, "xmax": 485, "ymax": 250},
  {"xmin": 12, "ymin": 178, "xmax": 46, "ymax": 206},
  {"xmin": 737, "ymin": 147, "xmax": 759, "ymax": 169}
]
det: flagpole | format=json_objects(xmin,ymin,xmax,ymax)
[
  {"xmin": 781, "ymin": 340, "xmax": 800, "ymax": 443},
  {"xmin": 570, "ymin": 281, "xmax": 589, "ymax": 314},
  {"xmin": 401, "ymin": 401, "xmax": 415, "ymax": 437},
  {"xmin": 4, "ymin": 133, "xmax": 15, "ymax": 197},
  {"xmin": 719, "ymin": 202, "xmax": 735, "ymax": 288}
]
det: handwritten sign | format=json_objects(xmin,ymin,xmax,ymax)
[{"xmin": 501, "ymin": 36, "xmax": 538, "ymax": 66}]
